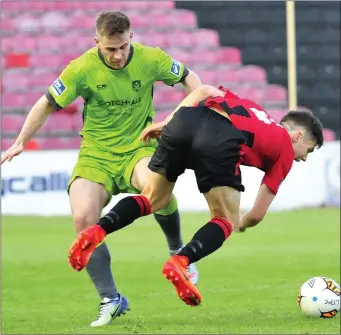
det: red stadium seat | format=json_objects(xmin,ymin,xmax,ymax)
[
  {"xmin": 68, "ymin": 136, "xmax": 82, "ymax": 149},
  {"xmin": 14, "ymin": 35, "xmax": 38, "ymax": 53},
  {"xmin": 45, "ymin": 113, "xmax": 74, "ymax": 135},
  {"xmin": 37, "ymin": 35, "xmax": 63, "ymax": 53},
  {"xmin": 69, "ymin": 13, "xmax": 94, "ymax": 30},
  {"xmin": 2, "ymin": 72, "xmax": 30, "ymax": 92},
  {"xmin": 189, "ymin": 50, "xmax": 218, "ymax": 69},
  {"xmin": 216, "ymin": 47, "xmax": 242, "ymax": 67},
  {"xmin": 322, "ymin": 128, "xmax": 336, "ymax": 141},
  {"xmin": 1, "ymin": 114, "xmax": 25, "ymax": 134},
  {"xmin": 30, "ymin": 73, "xmax": 59, "ymax": 90},
  {"xmin": 237, "ymin": 65, "xmax": 267, "ymax": 86},
  {"xmin": 215, "ymin": 69, "xmax": 241, "ymax": 86},
  {"xmin": 173, "ymin": 9, "xmax": 197, "ymax": 30},
  {"xmin": 264, "ymin": 85, "xmax": 288, "ymax": 104},
  {"xmin": 195, "ymin": 29, "xmax": 220, "ymax": 49},
  {"xmin": 30, "ymin": 53, "xmax": 62, "ymax": 69},
  {"xmin": 120, "ymin": 1, "xmax": 151, "ymax": 12},
  {"xmin": 154, "ymin": 111, "xmax": 171, "ymax": 122},
  {"xmin": 1, "ymin": 138, "xmax": 14, "ymax": 151},
  {"xmin": 267, "ymin": 109, "xmax": 287, "ymax": 123},
  {"xmin": 149, "ymin": 1, "xmax": 174, "ymax": 10},
  {"xmin": 166, "ymin": 49, "xmax": 193, "ymax": 67},
  {"xmin": 71, "ymin": 113, "xmax": 84, "ymax": 131},
  {"xmin": 1, "ymin": 17, "xmax": 15, "ymax": 36},
  {"xmin": 143, "ymin": 33, "xmax": 169, "ymax": 49},
  {"xmin": 233, "ymin": 87, "xmax": 265, "ymax": 105},
  {"xmin": 130, "ymin": 14, "xmax": 152, "ymax": 31},
  {"xmin": 38, "ymin": 137, "xmax": 75, "ymax": 150},
  {"xmin": 41, "ymin": 12, "xmax": 70, "ymax": 33},
  {"xmin": 1, "ymin": 37, "xmax": 14, "ymax": 53},
  {"xmin": 199, "ymin": 70, "xmax": 218, "ymax": 85},
  {"xmin": 15, "ymin": 14, "xmax": 41, "ymax": 34},
  {"xmin": 167, "ymin": 31, "xmax": 196, "ymax": 50},
  {"xmin": 4, "ymin": 53, "xmax": 30, "ymax": 69},
  {"xmin": 2, "ymin": 93, "xmax": 27, "ymax": 110}
]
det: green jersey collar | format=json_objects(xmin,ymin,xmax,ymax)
[{"xmin": 97, "ymin": 45, "xmax": 134, "ymax": 70}]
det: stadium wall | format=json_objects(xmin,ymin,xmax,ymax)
[{"xmin": 2, "ymin": 141, "xmax": 340, "ymax": 216}]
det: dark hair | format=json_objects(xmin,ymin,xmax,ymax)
[
  {"xmin": 280, "ymin": 110, "xmax": 324, "ymax": 148},
  {"xmin": 96, "ymin": 11, "xmax": 130, "ymax": 37}
]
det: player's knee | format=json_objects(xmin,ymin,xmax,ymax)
[
  {"xmin": 142, "ymin": 190, "xmax": 172, "ymax": 213},
  {"xmin": 209, "ymin": 203, "xmax": 239, "ymax": 228},
  {"xmin": 73, "ymin": 210, "xmax": 99, "ymax": 233}
]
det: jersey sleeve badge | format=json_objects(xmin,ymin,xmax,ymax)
[
  {"xmin": 170, "ymin": 59, "xmax": 181, "ymax": 77},
  {"xmin": 52, "ymin": 78, "xmax": 66, "ymax": 96}
]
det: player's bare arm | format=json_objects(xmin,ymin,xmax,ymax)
[
  {"xmin": 180, "ymin": 69, "xmax": 202, "ymax": 95},
  {"xmin": 0, "ymin": 96, "xmax": 54, "ymax": 164},
  {"xmin": 237, "ymin": 184, "xmax": 276, "ymax": 232},
  {"xmin": 140, "ymin": 85, "xmax": 225, "ymax": 143}
]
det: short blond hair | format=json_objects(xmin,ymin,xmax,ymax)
[{"xmin": 96, "ymin": 11, "xmax": 130, "ymax": 37}]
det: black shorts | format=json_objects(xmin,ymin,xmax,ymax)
[{"xmin": 148, "ymin": 106, "xmax": 246, "ymax": 193}]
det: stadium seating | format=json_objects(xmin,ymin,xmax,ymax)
[{"xmin": 1, "ymin": 1, "xmax": 338, "ymax": 149}]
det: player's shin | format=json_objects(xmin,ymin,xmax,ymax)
[
  {"xmin": 98, "ymin": 195, "xmax": 151, "ymax": 235},
  {"xmin": 154, "ymin": 196, "xmax": 183, "ymax": 252},
  {"xmin": 177, "ymin": 217, "xmax": 232, "ymax": 265}
]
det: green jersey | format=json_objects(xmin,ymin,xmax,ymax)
[{"xmin": 47, "ymin": 42, "xmax": 188, "ymax": 153}]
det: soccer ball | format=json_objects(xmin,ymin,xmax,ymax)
[{"xmin": 298, "ymin": 277, "xmax": 340, "ymax": 318}]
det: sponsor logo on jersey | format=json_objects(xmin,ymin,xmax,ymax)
[
  {"xmin": 97, "ymin": 97, "xmax": 142, "ymax": 108},
  {"xmin": 132, "ymin": 80, "xmax": 142, "ymax": 91},
  {"xmin": 170, "ymin": 59, "xmax": 181, "ymax": 77},
  {"xmin": 51, "ymin": 78, "xmax": 66, "ymax": 96},
  {"xmin": 97, "ymin": 84, "xmax": 107, "ymax": 90}
]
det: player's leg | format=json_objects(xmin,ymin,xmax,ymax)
[
  {"xmin": 130, "ymin": 155, "xmax": 199, "ymax": 285},
  {"xmin": 68, "ymin": 171, "xmax": 176, "ymax": 270},
  {"xmin": 162, "ymin": 106, "xmax": 245, "ymax": 306},
  {"xmin": 69, "ymin": 108, "xmax": 191, "ymax": 272},
  {"xmin": 131, "ymin": 156, "xmax": 183, "ymax": 254},
  {"xmin": 69, "ymin": 157, "xmax": 129, "ymax": 327}
]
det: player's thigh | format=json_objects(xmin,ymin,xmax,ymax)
[
  {"xmin": 69, "ymin": 178, "xmax": 109, "ymax": 233},
  {"xmin": 148, "ymin": 109, "xmax": 193, "ymax": 184},
  {"xmin": 204, "ymin": 186, "xmax": 241, "ymax": 229},
  {"xmin": 129, "ymin": 151, "xmax": 153, "ymax": 192}
]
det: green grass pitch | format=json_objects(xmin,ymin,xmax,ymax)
[{"xmin": 2, "ymin": 208, "xmax": 340, "ymax": 334}]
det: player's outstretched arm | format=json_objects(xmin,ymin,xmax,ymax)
[
  {"xmin": 141, "ymin": 85, "xmax": 224, "ymax": 143},
  {"xmin": 236, "ymin": 184, "xmax": 276, "ymax": 232},
  {"xmin": 0, "ymin": 95, "xmax": 54, "ymax": 164}
]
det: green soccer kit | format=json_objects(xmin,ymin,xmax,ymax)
[{"xmin": 46, "ymin": 43, "xmax": 188, "ymax": 201}]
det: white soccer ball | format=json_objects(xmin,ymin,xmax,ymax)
[{"xmin": 298, "ymin": 277, "xmax": 340, "ymax": 318}]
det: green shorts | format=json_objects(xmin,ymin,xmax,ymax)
[{"xmin": 68, "ymin": 141, "xmax": 157, "ymax": 204}]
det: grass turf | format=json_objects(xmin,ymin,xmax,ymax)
[{"xmin": 1, "ymin": 208, "xmax": 340, "ymax": 334}]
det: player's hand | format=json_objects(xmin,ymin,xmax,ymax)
[
  {"xmin": 1, "ymin": 141, "xmax": 24, "ymax": 164},
  {"xmin": 140, "ymin": 121, "xmax": 165, "ymax": 144}
]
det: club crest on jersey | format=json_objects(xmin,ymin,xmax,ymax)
[
  {"xmin": 132, "ymin": 80, "xmax": 142, "ymax": 91},
  {"xmin": 52, "ymin": 78, "xmax": 66, "ymax": 96},
  {"xmin": 170, "ymin": 59, "xmax": 181, "ymax": 77}
]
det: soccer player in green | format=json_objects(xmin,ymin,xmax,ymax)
[{"xmin": 1, "ymin": 11, "xmax": 201, "ymax": 327}]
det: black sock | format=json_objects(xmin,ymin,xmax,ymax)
[
  {"xmin": 98, "ymin": 195, "xmax": 151, "ymax": 235},
  {"xmin": 178, "ymin": 217, "xmax": 232, "ymax": 264},
  {"xmin": 154, "ymin": 210, "xmax": 183, "ymax": 252}
]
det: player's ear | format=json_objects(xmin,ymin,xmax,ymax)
[
  {"xmin": 94, "ymin": 36, "xmax": 99, "ymax": 45},
  {"xmin": 292, "ymin": 130, "xmax": 303, "ymax": 143},
  {"xmin": 129, "ymin": 31, "xmax": 134, "ymax": 40}
]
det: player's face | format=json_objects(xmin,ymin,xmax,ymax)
[
  {"xmin": 292, "ymin": 131, "xmax": 316, "ymax": 162},
  {"xmin": 95, "ymin": 31, "xmax": 133, "ymax": 69}
]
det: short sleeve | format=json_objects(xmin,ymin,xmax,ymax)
[
  {"xmin": 154, "ymin": 48, "xmax": 188, "ymax": 86},
  {"xmin": 46, "ymin": 61, "xmax": 81, "ymax": 111}
]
